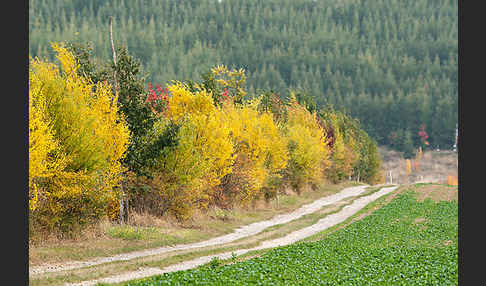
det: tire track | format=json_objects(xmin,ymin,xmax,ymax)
[
  {"xmin": 67, "ymin": 185, "xmax": 398, "ymax": 286},
  {"xmin": 30, "ymin": 185, "xmax": 368, "ymax": 276}
]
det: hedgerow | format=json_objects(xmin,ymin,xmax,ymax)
[{"xmin": 29, "ymin": 42, "xmax": 383, "ymax": 233}]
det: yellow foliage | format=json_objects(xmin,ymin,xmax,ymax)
[
  {"xmin": 406, "ymin": 159, "xmax": 412, "ymax": 175},
  {"xmin": 153, "ymin": 84, "xmax": 235, "ymax": 216},
  {"xmin": 221, "ymin": 100, "xmax": 288, "ymax": 203},
  {"xmin": 326, "ymin": 116, "xmax": 359, "ymax": 183},
  {"xmin": 164, "ymin": 83, "xmax": 235, "ymax": 185},
  {"xmin": 447, "ymin": 175, "xmax": 458, "ymax": 186},
  {"xmin": 285, "ymin": 95, "xmax": 330, "ymax": 189},
  {"xmin": 157, "ymin": 80, "xmax": 289, "ymax": 208},
  {"xmin": 51, "ymin": 43, "xmax": 129, "ymax": 186},
  {"xmin": 166, "ymin": 81, "xmax": 215, "ymax": 122},
  {"xmin": 154, "ymin": 81, "xmax": 289, "ymax": 212},
  {"xmin": 29, "ymin": 43, "xmax": 129, "ymax": 229},
  {"xmin": 345, "ymin": 135, "xmax": 360, "ymax": 165},
  {"xmin": 211, "ymin": 65, "xmax": 247, "ymax": 102},
  {"xmin": 28, "ymin": 66, "xmax": 65, "ymax": 211},
  {"xmin": 29, "ymin": 54, "xmax": 381, "ymax": 225}
]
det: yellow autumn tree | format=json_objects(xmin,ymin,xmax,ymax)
[
  {"xmin": 152, "ymin": 80, "xmax": 288, "ymax": 215},
  {"xmin": 166, "ymin": 81, "xmax": 216, "ymax": 121},
  {"xmin": 151, "ymin": 82, "xmax": 235, "ymax": 219},
  {"xmin": 28, "ymin": 63, "xmax": 67, "ymax": 212},
  {"xmin": 323, "ymin": 112, "xmax": 359, "ymax": 183},
  {"xmin": 285, "ymin": 95, "xmax": 330, "ymax": 191},
  {"xmin": 220, "ymin": 98, "xmax": 288, "ymax": 205},
  {"xmin": 29, "ymin": 43, "xmax": 129, "ymax": 232}
]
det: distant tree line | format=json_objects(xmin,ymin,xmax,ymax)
[{"xmin": 29, "ymin": 0, "xmax": 458, "ymax": 153}]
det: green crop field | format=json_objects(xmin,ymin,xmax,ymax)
[{"xmin": 119, "ymin": 187, "xmax": 458, "ymax": 285}]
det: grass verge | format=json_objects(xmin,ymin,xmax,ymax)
[
  {"xmin": 29, "ymin": 181, "xmax": 359, "ymax": 267},
  {"xmin": 31, "ymin": 182, "xmax": 366, "ymax": 285}
]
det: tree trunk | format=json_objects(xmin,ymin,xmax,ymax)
[{"xmin": 109, "ymin": 16, "xmax": 125, "ymax": 224}]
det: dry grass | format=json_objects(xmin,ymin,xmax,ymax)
[
  {"xmin": 379, "ymin": 146, "xmax": 458, "ymax": 185},
  {"xmin": 29, "ymin": 181, "xmax": 357, "ymax": 267},
  {"xmin": 412, "ymin": 183, "xmax": 458, "ymax": 202},
  {"xmin": 414, "ymin": 217, "xmax": 427, "ymax": 224},
  {"xmin": 128, "ymin": 211, "xmax": 173, "ymax": 228},
  {"xmin": 30, "ymin": 182, "xmax": 366, "ymax": 286}
]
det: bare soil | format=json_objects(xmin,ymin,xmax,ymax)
[{"xmin": 412, "ymin": 183, "xmax": 458, "ymax": 202}]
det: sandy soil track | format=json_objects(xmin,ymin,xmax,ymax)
[{"xmin": 30, "ymin": 185, "xmax": 368, "ymax": 277}]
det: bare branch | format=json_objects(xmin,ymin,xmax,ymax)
[{"xmin": 109, "ymin": 16, "xmax": 119, "ymax": 102}]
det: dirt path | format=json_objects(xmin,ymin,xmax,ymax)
[
  {"xmin": 30, "ymin": 185, "xmax": 368, "ymax": 276},
  {"xmin": 66, "ymin": 185, "xmax": 398, "ymax": 286}
]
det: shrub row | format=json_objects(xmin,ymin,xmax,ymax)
[{"xmin": 28, "ymin": 43, "xmax": 383, "ymax": 233}]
